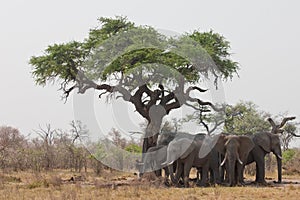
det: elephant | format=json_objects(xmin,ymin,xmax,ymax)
[
  {"xmin": 246, "ymin": 117, "xmax": 296, "ymax": 184},
  {"xmin": 196, "ymin": 138, "xmax": 221, "ymax": 185},
  {"xmin": 141, "ymin": 144, "xmax": 170, "ymax": 183},
  {"xmin": 159, "ymin": 131, "xmax": 221, "ymax": 186},
  {"xmin": 162, "ymin": 135, "xmax": 213, "ymax": 187},
  {"xmin": 216, "ymin": 134, "xmax": 254, "ymax": 186}
]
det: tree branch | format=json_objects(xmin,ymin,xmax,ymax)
[
  {"xmin": 290, "ymin": 132, "xmax": 300, "ymax": 137},
  {"xmin": 279, "ymin": 117, "xmax": 296, "ymax": 128},
  {"xmin": 267, "ymin": 118, "xmax": 276, "ymax": 128}
]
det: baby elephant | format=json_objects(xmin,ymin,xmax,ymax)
[{"xmin": 216, "ymin": 134, "xmax": 254, "ymax": 186}]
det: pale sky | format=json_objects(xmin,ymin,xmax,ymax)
[{"xmin": 0, "ymin": 0, "xmax": 299, "ymax": 145}]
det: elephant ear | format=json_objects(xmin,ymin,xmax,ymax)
[
  {"xmin": 238, "ymin": 136, "xmax": 255, "ymax": 158},
  {"xmin": 178, "ymin": 138, "xmax": 195, "ymax": 160},
  {"xmin": 253, "ymin": 132, "xmax": 271, "ymax": 152},
  {"xmin": 214, "ymin": 134, "xmax": 227, "ymax": 155}
]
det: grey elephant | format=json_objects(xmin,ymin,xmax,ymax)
[
  {"xmin": 141, "ymin": 144, "xmax": 170, "ymax": 182},
  {"xmin": 246, "ymin": 117, "xmax": 296, "ymax": 184},
  {"xmin": 216, "ymin": 134, "xmax": 254, "ymax": 186},
  {"xmin": 159, "ymin": 131, "xmax": 221, "ymax": 186},
  {"xmin": 162, "ymin": 135, "xmax": 214, "ymax": 187}
]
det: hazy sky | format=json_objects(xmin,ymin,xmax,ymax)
[{"xmin": 0, "ymin": 0, "xmax": 299, "ymax": 145}]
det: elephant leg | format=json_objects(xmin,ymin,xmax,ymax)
[
  {"xmin": 255, "ymin": 157, "xmax": 266, "ymax": 184},
  {"xmin": 198, "ymin": 163, "xmax": 209, "ymax": 187},
  {"xmin": 154, "ymin": 169, "xmax": 162, "ymax": 177},
  {"xmin": 183, "ymin": 164, "xmax": 192, "ymax": 188},
  {"xmin": 164, "ymin": 166, "xmax": 170, "ymax": 178},
  {"xmin": 196, "ymin": 167, "xmax": 202, "ymax": 185},
  {"xmin": 196, "ymin": 167, "xmax": 202, "ymax": 184},
  {"xmin": 227, "ymin": 160, "xmax": 236, "ymax": 186},
  {"xmin": 213, "ymin": 166, "xmax": 221, "ymax": 184},
  {"xmin": 163, "ymin": 167, "xmax": 170, "ymax": 186},
  {"xmin": 240, "ymin": 165, "xmax": 246, "ymax": 184},
  {"xmin": 236, "ymin": 164, "xmax": 244, "ymax": 185},
  {"xmin": 275, "ymin": 156, "xmax": 282, "ymax": 183},
  {"xmin": 209, "ymin": 168, "xmax": 214, "ymax": 184},
  {"xmin": 168, "ymin": 162, "xmax": 178, "ymax": 185},
  {"xmin": 220, "ymin": 165, "xmax": 225, "ymax": 183},
  {"xmin": 224, "ymin": 162, "xmax": 229, "ymax": 184},
  {"xmin": 174, "ymin": 162, "xmax": 184, "ymax": 186}
]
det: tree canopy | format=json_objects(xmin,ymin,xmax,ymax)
[
  {"xmin": 224, "ymin": 101, "xmax": 271, "ymax": 135},
  {"xmin": 29, "ymin": 16, "xmax": 239, "ymax": 153}
]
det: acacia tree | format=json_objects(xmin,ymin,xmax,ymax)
[
  {"xmin": 29, "ymin": 16, "xmax": 239, "ymax": 154},
  {"xmin": 224, "ymin": 101, "xmax": 271, "ymax": 135}
]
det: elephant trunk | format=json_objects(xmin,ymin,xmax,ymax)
[
  {"xmin": 228, "ymin": 158, "xmax": 235, "ymax": 186},
  {"xmin": 141, "ymin": 154, "xmax": 150, "ymax": 173},
  {"xmin": 276, "ymin": 154, "xmax": 282, "ymax": 183}
]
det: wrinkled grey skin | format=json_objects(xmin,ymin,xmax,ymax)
[
  {"xmin": 197, "ymin": 147, "xmax": 221, "ymax": 185},
  {"xmin": 216, "ymin": 134, "xmax": 254, "ymax": 186},
  {"xmin": 141, "ymin": 144, "xmax": 170, "ymax": 182},
  {"xmin": 162, "ymin": 136, "xmax": 213, "ymax": 187},
  {"xmin": 159, "ymin": 132, "xmax": 221, "ymax": 186},
  {"xmin": 246, "ymin": 132, "xmax": 282, "ymax": 183}
]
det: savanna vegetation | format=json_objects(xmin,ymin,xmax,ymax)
[{"xmin": 0, "ymin": 16, "xmax": 299, "ymax": 199}]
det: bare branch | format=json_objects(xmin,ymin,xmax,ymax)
[
  {"xmin": 99, "ymin": 91, "xmax": 109, "ymax": 98},
  {"xmin": 208, "ymin": 120, "xmax": 224, "ymax": 135},
  {"xmin": 279, "ymin": 117, "xmax": 296, "ymax": 128},
  {"xmin": 63, "ymin": 85, "xmax": 76, "ymax": 101},
  {"xmin": 186, "ymin": 96, "xmax": 221, "ymax": 112},
  {"xmin": 165, "ymin": 98, "xmax": 181, "ymax": 114},
  {"xmin": 268, "ymin": 116, "xmax": 296, "ymax": 134},
  {"xmin": 290, "ymin": 132, "xmax": 300, "ymax": 137},
  {"xmin": 186, "ymin": 86, "xmax": 208, "ymax": 94},
  {"xmin": 184, "ymin": 102, "xmax": 211, "ymax": 112},
  {"xmin": 267, "ymin": 118, "xmax": 276, "ymax": 128}
]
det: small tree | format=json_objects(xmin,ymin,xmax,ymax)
[
  {"xmin": 267, "ymin": 116, "xmax": 299, "ymax": 151},
  {"xmin": 224, "ymin": 101, "xmax": 271, "ymax": 135},
  {"xmin": 0, "ymin": 126, "xmax": 27, "ymax": 171},
  {"xmin": 34, "ymin": 124, "xmax": 56, "ymax": 170}
]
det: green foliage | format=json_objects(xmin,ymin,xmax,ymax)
[
  {"xmin": 124, "ymin": 144, "xmax": 142, "ymax": 154},
  {"xmin": 91, "ymin": 142, "xmax": 107, "ymax": 161},
  {"xmin": 189, "ymin": 30, "xmax": 239, "ymax": 80},
  {"xmin": 86, "ymin": 16, "xmax": 135, "ymax": 48},
  {"xmin": 30, "ymin": 41, "xmax": 89, "ymax": 86},
  {"xmin": 282, "ymin": 149, "xmax": 296, "ymax": 164},
  {"xmin": 30, "ymin": 16, "xmax": 239, "ymax": 93},
  {"xmin": 30, "ymin": 16, "xmax": 134, "ymax": 87},
  {"xmin": 224, "ymin": 101, "xmax": 271, "ymax": 135}
]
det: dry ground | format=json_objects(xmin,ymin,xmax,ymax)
[{"xmin": 0, "ymin": 170, "xmax": 299, "ymax": 200}]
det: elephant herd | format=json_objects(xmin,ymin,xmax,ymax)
[{"xmin": 139, "ymin": 117, "xmax": 296, "ymax": 187}]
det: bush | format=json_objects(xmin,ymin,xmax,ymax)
[
  {"xmin": 125, "ymin": 144, "xmax": 142, "ymax": 153},
  {"xmin": 282, "ymin": 148, "xmax": 300, "ymax": 175},
  {"xmin": 282, "ymin": 149, "xmax": 296, "ymax": 164}
]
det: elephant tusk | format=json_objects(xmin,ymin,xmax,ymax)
[
  {"xmin": 237, "ymin": 158, "xmax": 243, "ymax": 165},
  {"xmin": 236, "ymin": 152, "xmax": 243, "ymax": 165},
  {"xmin": 162, "ymin": 161, "xmax": 174, "ymax": 166},
  {"xmin": 277, "ymin": 155, "xmax": 282, "ymax": 160},
  {"xmin": 220, "ymin": 153, "xmax": 227, "ymax": 167}
]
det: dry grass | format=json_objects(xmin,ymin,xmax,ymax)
[{"xmin": 0, "ymin": 170, "xmax": 299, "ymax": 200}]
